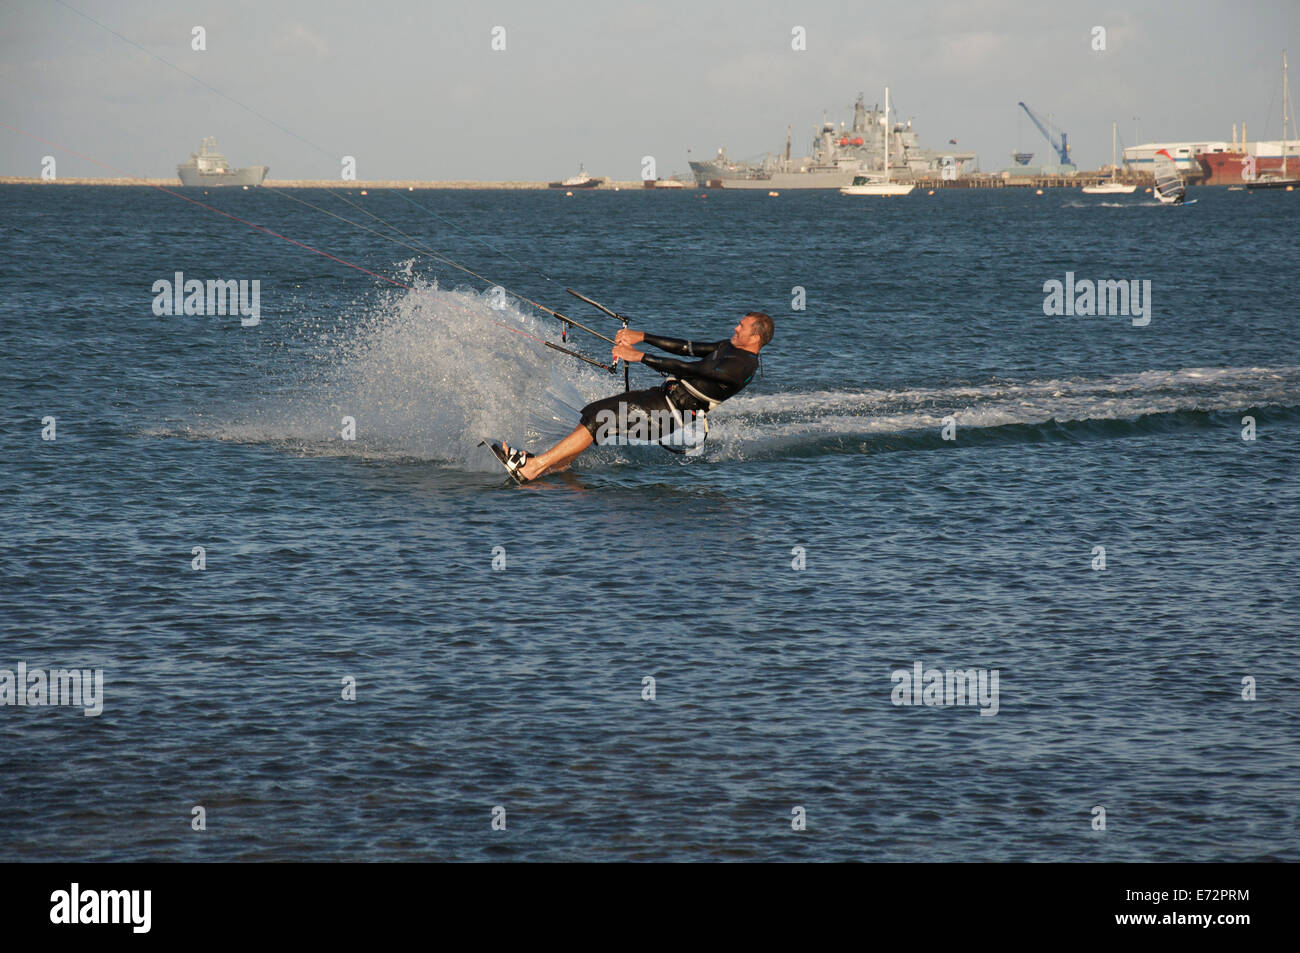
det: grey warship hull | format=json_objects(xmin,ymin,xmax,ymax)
[
  {"xmin": 688, "ymin": 165, "xmax": 857, "ymax": 189},
  {"xmin": 177, "ymin": 166, "xmax": 269, "ymax": 187}
]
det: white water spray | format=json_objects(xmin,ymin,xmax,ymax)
[{"xmin": 202, "ymin": 276, "xmax": 614, "ymax": 468}]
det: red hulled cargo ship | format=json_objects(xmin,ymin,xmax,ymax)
[
  {"xmin": 1199, "ymin": 52, "xmax": 1299, "ymax": 186},
  {"xmin": 1197, "ymin": 148, "xmax": 1300, "ymax": 185}
]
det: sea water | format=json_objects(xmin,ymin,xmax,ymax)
[{"xmin": 1, "ymin": 185, "xmax": 1296, "ymax": 860}]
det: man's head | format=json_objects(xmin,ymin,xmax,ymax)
[{"xmin": 731, "ymin": 311, "xmax": 774, "ymax": 352}]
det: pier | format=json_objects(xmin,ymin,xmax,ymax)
[{"xmin": 909, "ymin": 171, "xmax": 1157, "ymax": 190}]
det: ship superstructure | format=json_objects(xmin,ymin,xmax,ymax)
[
  {"xmin": 177, "ymin": 137, "xmax": 268, "ymax": 187},
  {"xmin": 689, "ymin": 93, "xmax": 975, "ymax": 189}
]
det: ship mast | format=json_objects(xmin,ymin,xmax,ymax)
[
  {"xmin": 884, "ymin": 87, "xmax": 891, "ymax": 183},
  {"xmin": 1283, "ymin": 51, "xmax": 1289, "ymax": 178},
  {"xmin": 1111, "ymin": 120, "xmax": 1118, "ymax": 181}
]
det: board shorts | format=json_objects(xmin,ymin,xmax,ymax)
[
  {"xmin": 580, "ymin": 377, "xmax": 715, "ymax": 444},
  {"xmin": 579, "ymin": 387, "xmax": 681, "ymax": 444}
]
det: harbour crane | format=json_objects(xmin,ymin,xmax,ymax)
[{"xmin": 1017, "ymin": 102, "xmax": 1071, "ymax": 166}]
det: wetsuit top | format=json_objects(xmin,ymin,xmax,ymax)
[{"xmin": 640, "ymin": 333, "xmax": 759, "ymax": 409}]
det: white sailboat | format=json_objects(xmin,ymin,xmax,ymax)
[
  {"xmin": 1245, "ymin": 51, "xmax": 1299, "ymax": 190},
  {"xmin": 1082, "ymin": 121, "xmax": 1137, "ymax": 194},
  {"xmin": 840, "ymin": 87, "xmax": 915, "ymax": 196}
]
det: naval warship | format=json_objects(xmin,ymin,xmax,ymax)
[
  {"xmin": 177, "ymin": 138, "xmax": 268, "ymax": 187},
  {"xmin": 689, "ymin": 93, "xmax": 975, "ymax": 189}
]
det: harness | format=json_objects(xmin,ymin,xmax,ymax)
[
  {"xmin": 659, "ymin": 378, "xmax": 712, "ymax": 455},
  {"xmin": 671, "ymin": 377, "xmax": 722, "ymax": 411}
]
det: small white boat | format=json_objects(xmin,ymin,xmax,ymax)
[
  {"xmin": 1082, "ymin": 181, "xmax": 1138, "ymax": 194},
  {"xmin": 841, "ymin": 87, "xmax": 914, "ymax": 196},
  {"xmin": 841, "ymin": 175, "xmax": 914, "ymax": 196},
  {"xmin": 1082, "ymin": 121, "xmax": 1137, "ymax": 194}
]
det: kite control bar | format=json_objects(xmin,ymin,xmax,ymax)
[
  {"xmin": 566, "ymin": 288, "xmax": 631, "ymax": 325},
  {"xmin": 567, "ymin": 289, "xmax": 632, "ymax": 392},
  {"xmin": 545, "ymin": 340, "xmax": 616, "ymax": 373}
]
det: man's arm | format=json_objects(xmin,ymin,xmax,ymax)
[
  {"xmin": 641, "ymin": 333, "xmax": 728, "ymax": 357},
  {"xmin": 614, "ymin": 328, "xmax": 726, "ymax": 357},
  {"xmin": 639, "ymin": 351, "xmax": 745, "ymax": 385}
]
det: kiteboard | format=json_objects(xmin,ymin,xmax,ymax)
[{"xmin": 479, "ymin": 440, "xmax": 531, "ymax": 485}]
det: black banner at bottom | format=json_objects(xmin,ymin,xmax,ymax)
[{"xmin": 0, "ymin": 862, "xmax": 1279, "ymax": 940}]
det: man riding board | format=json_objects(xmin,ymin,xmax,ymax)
[{"xmin": 494, "ymin": 311, "xmax": 774, "ymax": 483}]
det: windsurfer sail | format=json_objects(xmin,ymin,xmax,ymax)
[{"xmin": 1152, "ymin": 149, "xmax": 1187, "ymax": 204}]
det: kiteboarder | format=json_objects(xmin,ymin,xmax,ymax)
[{"xmin": 493, "ymin": 311, "xmax": 773, "ymax": 482}]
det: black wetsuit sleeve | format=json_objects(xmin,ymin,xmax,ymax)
[
  {"xmin": 641, "ymin": 333, "xmax": 728, "ymax": 357},
  {"xmin": 642, "ymin": 352, "xmax": 747, "ymax": 385}
]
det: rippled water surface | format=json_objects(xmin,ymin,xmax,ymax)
[{"xmin": 1, "ymin": 185, "xmax": 1297, "ymax": 861}]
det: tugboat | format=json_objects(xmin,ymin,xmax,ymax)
[
  {"xmin": 548, "ymin": 164, "xmax": 603, "ymax": 189},
  {"xmin": 177, "ymin": 137, "xmax": 268, "ymax": 187}
]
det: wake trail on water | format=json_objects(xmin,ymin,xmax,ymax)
[
  {"xmin": 1060, "ymin": 199, "xmax": 1165, "ymax": 208},
  {"xmin": 167, "ymin": 278, "xmax": 1300, "ymax": 468},
  {"xmin": 711, "ymin": 365, "xmax": 1300, "ymax": 459}
]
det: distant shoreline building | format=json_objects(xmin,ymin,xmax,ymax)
[
  {"xmin": 1122, "ymin": 142, "xmax": 1226, "ymax": 175},
  {"xmin": 1124, "ymin": 136, "xmax": 1300, "ymax": 184}
]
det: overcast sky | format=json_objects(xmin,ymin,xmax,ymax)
[{"xmin": 2, "ymin": 0, "xmax": 1296, "ymax": 179}]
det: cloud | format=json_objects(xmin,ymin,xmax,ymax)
[
  {"xmin": 273, "ymin": 23, "xmax": 329, "ymax": 59},
  {"xmin": 936, "ymin": 31, "xmax": 1007, "ymax": 72}
]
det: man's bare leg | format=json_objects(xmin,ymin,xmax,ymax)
[{"xmin": 504, "ymin": 425, "xmax": 593, "ymax": 480}]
